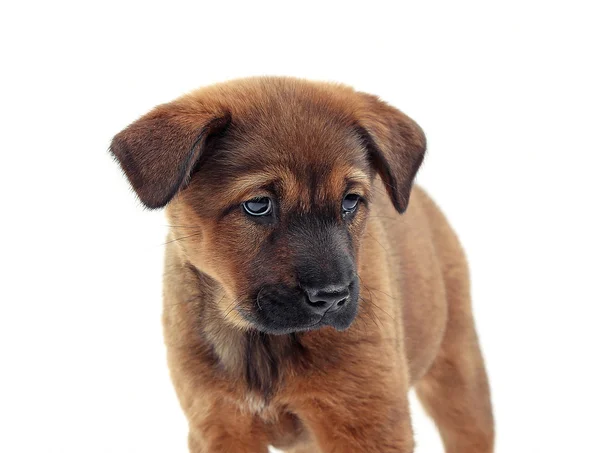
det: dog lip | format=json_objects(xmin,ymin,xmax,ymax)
[
  {"xmin": 235, "ymin": 306, "xmax": 323, "ymax": 335},
  {"xmin": 305, "ymin": 316, "xmax": 325, "ymax": 329},
  {"xmin": 237, "ymin": 296, "xmax": 359, "ymax": 334},
  {"xmin": 237, "ymin": 278, "xmax": 360, "ymax": 334}
]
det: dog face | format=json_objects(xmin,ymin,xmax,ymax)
[
  {"xmin": 110, "ymin": 77, "xmax": 425, "ymax": 334},
  {"xmin": 166, "ymin": 112, "xmax": 371, "ymax": 334}
]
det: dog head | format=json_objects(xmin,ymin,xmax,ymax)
[{"xmin": 110, "ymin": 77, "xmax": 425, "ymax": 334}]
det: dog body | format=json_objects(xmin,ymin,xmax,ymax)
[{"xmin": 111, "ymin": 77, "xmax": 493, "ymax": 452}]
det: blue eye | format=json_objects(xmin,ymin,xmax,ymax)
[
  {"xmin": 242, "ymin": 197, "xmax": 272, "ymax": 216},
  {"xmin": 342, "ymin": 194, "xmax": 360, "ymax": 213}
]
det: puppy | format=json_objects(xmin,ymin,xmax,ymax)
[{"xmin": 110, "ymin": 77, "xmax": 494, "ymax": 453}]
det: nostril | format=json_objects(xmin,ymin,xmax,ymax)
[
  {"xmin": 307, "ymin": 299, "xmax": 328, "ymax": 308},
  {"xmin": 303, "ymin": 284, "xmax": 350, "ymax": 314}
]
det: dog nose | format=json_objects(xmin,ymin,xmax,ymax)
[{"xmin": 303, "ymin": 285, "xmax": 350, "ymax": 314}]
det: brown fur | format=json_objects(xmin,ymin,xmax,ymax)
[{"xmin": 111, "ymin": 77, "xmax": 494, "ymax": 452}]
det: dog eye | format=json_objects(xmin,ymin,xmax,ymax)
[
  {"xmin": 242, "ymin": 197, "xmax": 272, "ymax": 216},
  {"xmin": 342, "ymin": 194, "xmax": 360, "ymax": 213}
]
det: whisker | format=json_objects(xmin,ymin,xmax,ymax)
[
  {"xmin": 161, "ymin": 232, "xmax": 203, "ymax": 246},
  {"xmin": 366, "ymin": 215, "xmax": 400, "ymax": 221},
  {"xmin": 359, "ymin": 295, "xmax": 382, "ymax": 328},
  {"xmin": 368, "ymin": 300, "xmax": 394, "ymax": 321},
  {"xmin": 256, "ymin": 286, "xmax": 265, "ymax": 311},
  {"xmin": 358, "ymin": 278, "xmax": 395, "ymax": 322},
  {"xmin": 165, "ymin": 224, "xmax": 203, "ymax": 229},
  {"xmin": 365, "ymin": 232, "xmax": 389, "ymax": 256},
  {"xmin": 163, "ymin": 295, "xmax": 200, "ymax": 308},
  {"xmin": 353, "ymin": 311, "xmax": 372, "ymax": 333},
  {"xmin": 362, "ymin": 284, "xmax": 395, "ymax": 301},
  {"xmin": 223, "ymin": 296, "xmax": 244, "ymax": 318},
  {"xmin": 368, "ymin": 184, "xmax": 389, "ymax": 198}
]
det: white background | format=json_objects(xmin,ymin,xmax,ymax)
[{"xmin": 1, "ymin": 1, "xmax": 599, "ymax": 452}]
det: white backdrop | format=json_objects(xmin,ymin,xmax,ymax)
[{"xmin": 1, "ymin": 1, "xmax": 599, "ymax": 452}]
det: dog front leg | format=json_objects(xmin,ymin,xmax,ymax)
[
  {"xmin": 294, "ymin": 381, "xmax": 414, "ymax": 453},
  {"xmin": 186, "ymin": 399, "xmax": 269, "ymax": 453}
]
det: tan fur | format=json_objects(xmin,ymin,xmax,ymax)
[{"xmin": 111, "ymin": 77, "xmax": 493, "ymax": 452}]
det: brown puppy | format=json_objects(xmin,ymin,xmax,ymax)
[{"xmin": 110, "ymin": 77, "xmax": 494, "ymax": 453}]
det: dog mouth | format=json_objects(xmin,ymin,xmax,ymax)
[
  {"xmin": 251, "ymin": 314, "xmax": 328, "ymax": 335},
  {"xmin": 236, "ymin": 282, "xmax": 360, "ymax": 335},
  {"xmin": 239, "ymin": 308, "xmax": 356, "ymax": 335}
]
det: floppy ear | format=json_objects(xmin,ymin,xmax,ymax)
[
  {"xmin": 109, "ymin": 103, "xmax": 230, "ymax": 209},
  {"xmin": 356, "ymin": 93, "xmax": 426, "ymax": 214}
]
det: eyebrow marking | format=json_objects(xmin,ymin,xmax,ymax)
[
  {"xmin": 224, "ymin": 166, "xmax": 370, "ymax": 214},
  {"xmin": 224, "ymin": 167, "xmax": 307, "ymax": 206},
  {"xmin": 346, "ymin": 168, "xmax": 370, "ymax": 182},
  {"xmin": 313, "ymin": 166, "xmax": 371, "ymax": 206},
  {"xmin": 227, "ymin": 173, "xmax": 276, "ymax": 199}
]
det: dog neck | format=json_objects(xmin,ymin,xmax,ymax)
[{"xmin": 179, "ymin": 262, "xmax": 310, "ymax": 402}]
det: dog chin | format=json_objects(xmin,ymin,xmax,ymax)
[{"xmin": 240, "ymin": 304, "xmax": 359, "ymax": 335}]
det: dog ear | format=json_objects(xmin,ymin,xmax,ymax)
[
  {"xmin": 356, "ymin": 93, "xmax": 426, "ymax": 214},
  {"xmin": 109, "ymin": 103, "xmax": 230, "ymax": 209}
]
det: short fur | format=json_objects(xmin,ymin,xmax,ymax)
[{"xmin": 110, "ymin": 77, "xmax": 494, "ymax": 452}]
